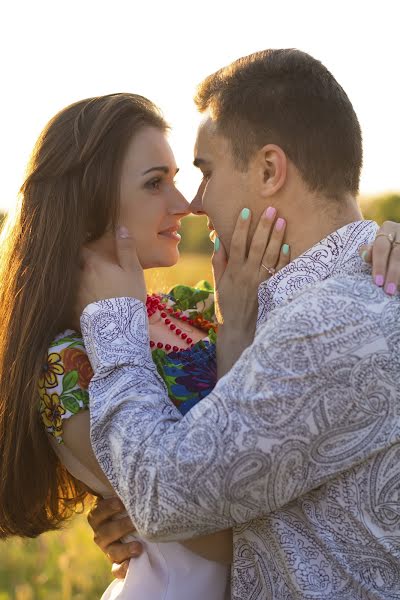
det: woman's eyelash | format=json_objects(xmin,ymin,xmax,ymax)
[
  {"xmin": 146, "ymin": 177, "xmax": 178, "ymax": 190},
  {"xmin": 146, "ymin": 177, "xmax": 162, "ymax": 190}
]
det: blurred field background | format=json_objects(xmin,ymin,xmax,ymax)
[{"xmin": 0, "ymin": 193, "xmax": 399, "ymax": 599}]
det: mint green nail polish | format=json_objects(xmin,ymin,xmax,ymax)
[
  {"xmin": 362, "ymin": 250, "xmax": 368, "ymax": 261},
  {"xmin": 214, "ymin": 237, "xmax": 220, "ymax": 251},
  {"xmin": 241, "ymin": 208, "xmax": 250, "ymax": 220},
  {"xmin": 282, "ymin": 243, "xmax": 290, "ymax": 255}
]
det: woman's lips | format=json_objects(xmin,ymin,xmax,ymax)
[{"xmin": 158, "ymin": 227, "xmax": 181, "ymax": 241}]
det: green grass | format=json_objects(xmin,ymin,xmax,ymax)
[{"xmin": 0, "ymin": 253, "xmax": 213, "ymax": 600}]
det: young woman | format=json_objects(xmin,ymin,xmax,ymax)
[
  {"xmin": 0, "ymin": 93, "xmax": 398, "ymax": 600},
  {"xmin": 0, "ymin": 93, "xmax": 291, "ymax": 600}
]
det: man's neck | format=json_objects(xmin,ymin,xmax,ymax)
[{"xmin": 285, "ymin": 198, "xmax": 363, "ymax": 261}]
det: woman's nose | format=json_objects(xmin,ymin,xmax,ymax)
[{"xmin": 170, "ymin": 189, "xmax": 190, "ymax": 215}]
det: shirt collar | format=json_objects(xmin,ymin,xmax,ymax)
[{"xmin": 257, "ymin": 220, "xmax": 379, "ymax": 323}]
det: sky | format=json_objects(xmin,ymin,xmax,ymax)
[{"xmin": 0, "ymin": 0, "xmax": 399, "ymax": 212}]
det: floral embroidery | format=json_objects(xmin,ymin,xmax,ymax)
[
  {"xmin": 38, "ymin": 352, "xmax": 64, "ymax": 391},
  {"xmin": 40, "ymin": 283, "xmax": 218, "ymax": 443},
  {"xmin": 40, "ymin": 392, "xmax": 65, "ymax": 439},
  {"xmin": 39, "ymin": 334, "xmax": 91, "ymax": 443},
  {"xmin": 62, "ymin": 348, "xmax": 93, "ymax": 389}
]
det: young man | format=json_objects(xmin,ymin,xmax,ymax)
[{"xmin": 78, "ymin": 49, "xmax": 400, "ymax": 598}]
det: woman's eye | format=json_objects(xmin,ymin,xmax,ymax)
[{"xmin": 147, "ymin": 178, "xmax": 162, "ymax": 191}]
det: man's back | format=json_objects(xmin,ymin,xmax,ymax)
[{"xmin": 233, "ymin": 271, "xmax": 400, "ymax": 599}]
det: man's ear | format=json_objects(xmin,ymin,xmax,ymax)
[{"xmin": 255, "ymin": 144, "xmax": 287, "ymax": 197}]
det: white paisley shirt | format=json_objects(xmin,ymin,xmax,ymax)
[{"xmin": 81, "ymin": 220, "xmax": 400, "ymax": 600}]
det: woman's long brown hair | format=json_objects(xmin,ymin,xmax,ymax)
[{"xmin": 0, "ymin": 93, "xmax": 167, "ymax": 538}]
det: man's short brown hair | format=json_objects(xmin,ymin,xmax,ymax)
[{"xmin": 195, "ymin": 49, "xmax": 362, "ymax": 199}]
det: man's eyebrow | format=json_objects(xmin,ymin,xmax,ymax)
[
  {"xmin": 193, "ymin": 158, "xmax": 210, "ymax": 168},
  {"xmin": 142, "ymin": 166, "xmax": 180, "ymax": 176}
]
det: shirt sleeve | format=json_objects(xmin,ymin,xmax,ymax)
[
  {"xmin": 81, "ymin": 280, "xmax": 399, "ymax": 541},
  {"xmin": 39, "ymin": 332, "xmax": 93, "ymax": 443}
]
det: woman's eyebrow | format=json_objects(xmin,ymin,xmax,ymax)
[{"xmin": 142, "ymin": 166, "xmax": 180, "ymax": 176}]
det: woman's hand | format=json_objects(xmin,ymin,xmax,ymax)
[
  {"xmin": 76, "ymin": 226, "xmax": 147, "ymax": 321},
  {"xmin": 213, "ymin": 206, "xmax": 289, "ymax": 378},
  {"xmin": 360, "ymin": 220, "xmax": 400, "ymax": 294}
]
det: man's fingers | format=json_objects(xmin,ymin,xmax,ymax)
[
  {"xmin": 92, "ymin": 516, "xmax": 136, "ymax": 551},
  {"xmin": 106, "ymin": 540, "xmax": 143, "ymax": 564},
  {"xmin": 115, "ymin": 225, "xmax": 141, "ymax": 272},
  {"xmin": 87, "ymin": 497, "xmax": 125, "ymax": 530},
  {"xmin": 111, "ymin": 560, "xmax": 130, "ymax": 579}
]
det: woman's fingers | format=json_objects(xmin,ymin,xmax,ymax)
[
  {"xmin": 371, "ymin": 236, "xmax": 392, "ymax": 286},
  {"xmin": 259, "ymin": 217, "xmax": 286, "ymax": 276},
  {"xmin": 384, "ymin": 243, "xmax": 400, "ymax": 295},
  {"xmin": 272, "ymin": 243, "xmax": 291, "ymax": 276},
  {"xmin": 246, "ymin": 206, "xmax": 286, "ymax": 277},
  {"xmin": 228, "ymin": 208, "xmax": 252, "ymax": 264},
  {"xmin": 246, "ymin": 206, "xmax": 277, "ymax": 267},
  {"xmin": 212, "ymin": 236, "xmax": 228, "ymax": 288},
  {"xmin": 359, "ymin": 244, "xmax": 372, "ymax": 263}
]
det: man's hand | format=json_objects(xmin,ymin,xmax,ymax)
[
  {"xmin": 360, "ymin": 220, "xmax": 400, "ymax": 294},
  {"xmin": 76, "ymin": 226, "xmax": 147, "ymax": 321},
  {"xmin": 87, "ymin": 497, "xmax": 142, "ymax": 579}
]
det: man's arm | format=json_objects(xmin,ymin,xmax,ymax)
[{"xmin": 82, "ymin": 278, "xmax": 399, "ymax": 541}]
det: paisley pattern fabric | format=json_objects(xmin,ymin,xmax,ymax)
[
  {"xmin": 81, "ymin": 220, "xmax": 400, "ymax": 599},
  {"xmin": 40, "ymin": 285, "xmax": 217, "ymax": 442}
]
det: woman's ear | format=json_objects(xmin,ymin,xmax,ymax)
[{"xmin": 256, "ymin": 144, "xmax": 287, "ymax": 197}]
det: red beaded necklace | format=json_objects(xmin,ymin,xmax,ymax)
[{"xmin": 146, "ymin": 294, "xmax": 195, "ymax": 353}]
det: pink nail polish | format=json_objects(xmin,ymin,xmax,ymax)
[
  {"xmin": 264, "ymin": 206, "xmax": 276, "ymax": 220},
  {"xmin": 275, "ymin": 218, "xmax": 286, "ymax": 232},
  {"xmin": 375, "ymin": 275, "xmax": 384, "ymax": 287},
  {"xmin": 386, "ymin": 282, "xmax": 397, "ymax": 295},
  {"xmin": 117, "ymin": 226, "xmax": 130, "ymax": 239}
]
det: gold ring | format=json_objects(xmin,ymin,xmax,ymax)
[
  {"xmin": 261, "ymin": 263, "xmax": 276, "ymax": 276},
  {"xmin": 376, "ymin": 232, "xmax": 395, "ymax": 244}
]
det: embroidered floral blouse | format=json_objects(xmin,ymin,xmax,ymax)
[{"xmin": 39, "ymin": 282, "xmax": 217, "ymax": 442}]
